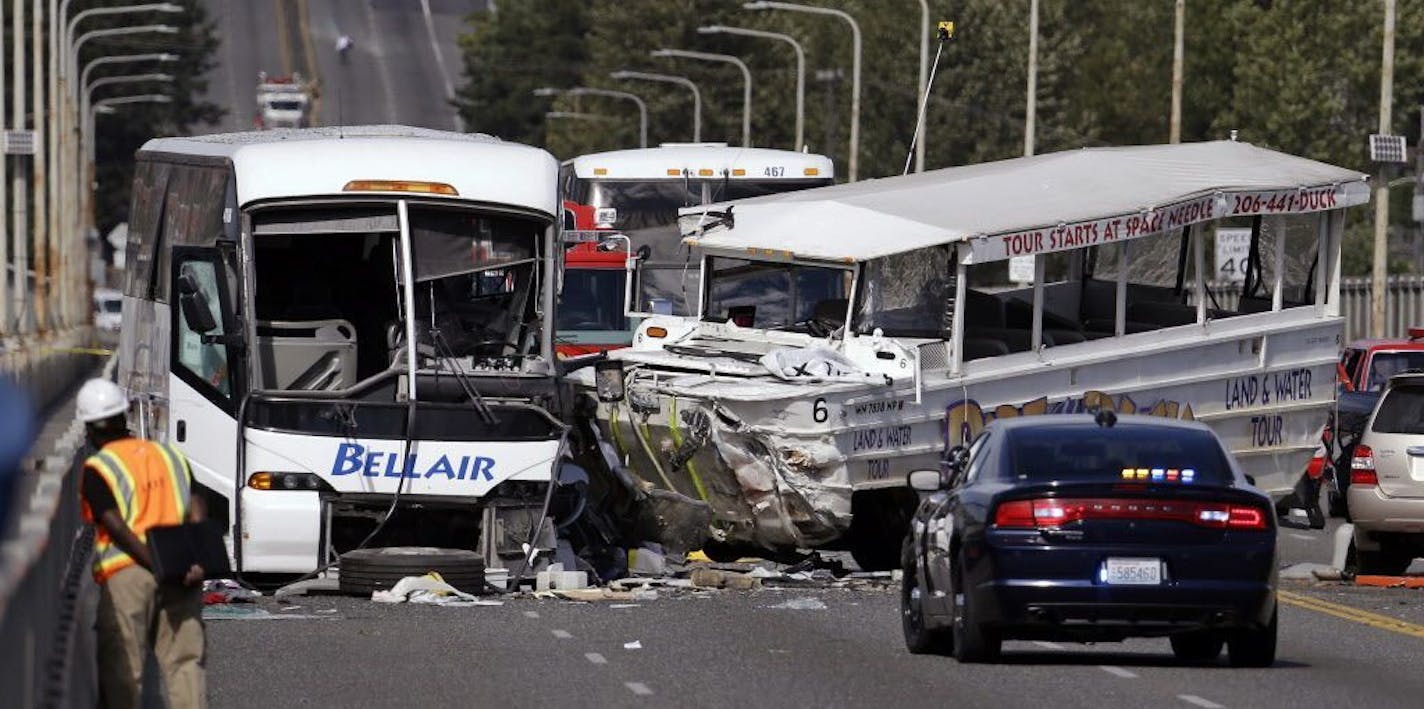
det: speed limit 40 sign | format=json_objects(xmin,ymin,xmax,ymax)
[{"xmin": 1214, "ymin": 227, "xmax": 1251, "ymax": 283}]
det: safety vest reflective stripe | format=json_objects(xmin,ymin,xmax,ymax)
[
  {"xmin": 94, "ymin": 544, "xmax": 131, "ymax": 576},
  {"xmin": 155, "ymin": 442, "xmax": 192, "ymax": 518},
  {"xmin": 87, "ymin": 451, "xmax": 136, "ymax": 521}
]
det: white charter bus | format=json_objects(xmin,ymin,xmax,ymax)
[{"xmin": 117, "ymin": 126, "xmax": 567, "ymax": 579}]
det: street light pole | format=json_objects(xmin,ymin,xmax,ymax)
[
  {"xmin": 1372, "ymin": 0, "xmax": 1397, "ymax": 338},
  {"xmin": 534, "ymin": 87, "xmax": 648, "ymax": 148},
  {"xmin": 744, "ymin": 1, "xmax": 861, "ymax": 181},
  {"xmin": 83, "ymin": 76, "xmax": 172, "ymax": 242},
  {"xmin": 1170, "ymin": 0, "xmax": 1185, "ymax": 144},
  {"xmin": 65, "ymin": 23, "xmax": 178, "ymax": 329},
  {"xmin": 697, "ymin": 25, "xmax": 805, "ymax": 151},
  {"xmin": 652, "ymin": 49, "xmax": 753, "ymax": 148},
  {"xmin": 12, "ymin": 0, "xmax": 30, "ymax": 332},
  {"xmin": 32, "ymin": 0, "xmax": 48, "ymax": 331},
  {"xmin": 916, "ymin": 0, "xmax": 928, "ymax": 172},
  {"xmin": 611, "ymin": 70, "xmax": 704, "ymax": 142},
  {"xmin": 1025, "ymin": 0, "xmax": 1039, "ymax": 157}
]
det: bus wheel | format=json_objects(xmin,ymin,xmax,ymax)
[{"xmin": 338, "ymin": 547, "xmax": 487, "ymax": 596}]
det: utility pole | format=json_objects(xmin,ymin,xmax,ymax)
[
  {"xmin": 1170, "ymin": 0, "xmax": 1185, "ymax": 143},
  {"xmin": 34, "ymin": 0, "xmax": 49, "ymax": 331},
  {"xmin": 1, "ymin": 11, "xmax": 8, "ymax": 336},
  {"xmin": 1372, "ymin": 0, "xmax": 1396, "ymax": 338},
  {"xmin": 916, "ymin": 0, "xmax": 928, "ymax": 172},
  {"xmin": 13, "ymin": 0, "xmax": 30, "ymax": 334},
  {"xmin": 1024, "ymin": 0, "xmax": 1038, "ymax": 157}
]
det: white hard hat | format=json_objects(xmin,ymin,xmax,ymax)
[{"xmin": 76, "ymin": 379, "xmax": 128, "ymax": 423}]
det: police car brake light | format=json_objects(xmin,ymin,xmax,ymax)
[
  {"xmin": 992, "ymin": 500, "xmax": 1035, "ymax": 528},
  {"xmin": 343, "ymin": 180, "xmax": 459, "ymax": 196}
]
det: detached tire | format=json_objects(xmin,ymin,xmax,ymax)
[{"xmin": 338, "ymin": 547, "xmax": 486, "ymax": 596}]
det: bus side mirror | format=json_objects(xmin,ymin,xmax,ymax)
[
  {"xmin": 623, "ymin": 245, "xmax": 651, "ymax": 319},
  {"xmin": 176, "ymin": 271, "xmax": 218, "ymax": 334}
]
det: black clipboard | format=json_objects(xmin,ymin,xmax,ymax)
[{"xmin": 145, "ymin": 521, "xmax": 232, "ymax": 583}]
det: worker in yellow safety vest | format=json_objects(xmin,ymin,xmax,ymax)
[{"xmin": 76, "ymin": 378, "xmax": 208, "ymax": 709}]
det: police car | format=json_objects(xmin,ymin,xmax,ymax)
[{"xmin": 900, "ymin": 412, "xmax": 1278, "ymax": 665}]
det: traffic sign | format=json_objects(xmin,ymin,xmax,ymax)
[{"xmin": 1214, "ymin": 227, "xmax": 1251, "ymax": 283}]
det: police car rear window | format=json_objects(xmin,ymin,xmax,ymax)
[
  {"xmin": 1005, "ymin": 425, "xmax": 1231, "ymax": 484},
  {"xmin": 1373, "ymin": 385, "xmax": 1424, "ymax": 435}
]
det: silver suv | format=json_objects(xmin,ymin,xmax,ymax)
[{"xmin": 1348, "ymin": 372, "xmax": 1424, "ymax": 575}]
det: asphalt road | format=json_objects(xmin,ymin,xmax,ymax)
[
  {"xmin": 205, "ymin": 520, "xmax": 1424, "ymax": 709},
  {"xmin": 200, "ymin": 0, "xmax": 482, "ymax": 133}
]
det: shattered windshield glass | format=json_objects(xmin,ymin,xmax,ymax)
[
  {"xmin": 856, "ymin": 248, "xmax": 951, "ymax": 337},
  {"xmin": 251, "ymin": 202, "xmax": 548, "ymax": 395},
  {"xmin": 704, "ymin": 257, "xmax": 850, "ymax": 332}
]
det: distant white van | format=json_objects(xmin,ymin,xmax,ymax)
[{"xmin": 93, "ymin": 287, "xmax": 123, "ymax": 332}]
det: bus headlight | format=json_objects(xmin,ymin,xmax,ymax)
[{"xmin": 248, "ymin": 472, "xmax": 327, "ymax": 491}]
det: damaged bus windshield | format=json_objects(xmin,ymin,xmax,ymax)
[
  {"xmin": 251, "ymin": 201, "xmax": 548, "ymax": 394},
  {"xmin": 702, "ymin": 256, "xmax": 850, "ymax": 333}
]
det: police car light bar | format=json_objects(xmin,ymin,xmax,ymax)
[{"xmin": 1369, "ymin": 134, "xmax": 1408, "ymax": 164}]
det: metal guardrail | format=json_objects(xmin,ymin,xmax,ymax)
[
  {"xmin": 1203, "ymin": 277, "xmax": 1424, "ymax": 343},
  {"xmin": 1338, "ymin": 275, "xmax": 1424, "ymax": 342},
  {"xmin": 0, "ymin": 354, "xmax": 109, "ymax": 708}
]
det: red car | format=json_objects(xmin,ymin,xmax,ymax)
[{"xmin": 1307, "ymin": 328, "xmax": 1424, "ymax": 517}]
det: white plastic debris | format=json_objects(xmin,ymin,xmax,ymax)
[
  {"xmin": 768, "ymin": 597, "xmax": 827, "ymax": 610},
  {"xmin": 624, "ymin": 640, "xmax": 642, "ymax": 650},
  {"xmin": 371, "ymin": 573, "xmax": 503, "ymax": 607}
]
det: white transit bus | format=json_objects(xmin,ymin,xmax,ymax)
[
  {"xmin": 557, "ymin": 144, "xmax": 833, "ymax": 354},
  {"xmin": 117, "ymin": 126, "xmax": 569, "ymax": 580}
]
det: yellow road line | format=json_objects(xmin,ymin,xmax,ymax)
[
  {"xmin": 296, "ymin": 0, "xmax": 322, "ymax": 125},
  {"xmin": 1278, "ymin": 589, "xmax": 1424, "ymax": 640},
  {"xmin": 274, "ymin": 0, "xmax": 293, "ymax": 75}
]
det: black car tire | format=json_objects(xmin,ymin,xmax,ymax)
[
  {"xmin": 338, "ymin": 547, "xmax": 487, "ymax": 596},
  {"xmin": 1226, "ymin": 607, "xmax": 1277, "ymax": 668},
  {"xmin": 1355, "ymin": 547, "xmax": 1414, "ymax": 576},
  {"xmin": 1169, "ymin": 632, "xmax": 1224, "ymax": 663},
  {"xmin": 951, "ymin": 557, "xmax": 1001, "ymax": 663},
  {"xmin": 901, "ymin": 547, "xmax": 954, "ymax": 655}
]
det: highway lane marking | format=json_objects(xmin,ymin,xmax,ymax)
[
  {"xmin": 1031, "ymin": 641, "xmax": 1064, "ymax": 650},
  {"xmin": 1099, "ymin": 665, "xmax": 1137, "ymax": 679},
  {"xmin": 625, "ymin": 682, "xmax": 653, "ymax": 696},
  {"xmin": 295, "ymin": 0, "xmax": 321, "ymax": 125},
  {"xmin": 274, "ymin": 0, "xmax": 294, "ymax": 74},
  {"xmin": 523, "ymin": 611, "xmax": 540, "ymax": 619},
  {"xmin": 551, "ymin": 629, "xmax": 573, "ymax": 639},
  {"xmin": 585, "ymin": 652, "xmax": 607, "ymax": 665},
  {"xmin": 1279, "ymin": 589, "xmax": 1424, "ymax": 639},
  {"xmin": 1177, "ymin": 695, "xmax": 1224, "ymax": 708},
  {"xmin": 418, "ymin": 0, "xmax": 463, "ymax": 131}
]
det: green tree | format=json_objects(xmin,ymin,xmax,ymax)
[{"xmin": 454, "ymin": 0, "xmax": 591, "ymax": 145}]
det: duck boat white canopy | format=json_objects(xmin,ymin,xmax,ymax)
[{"xmin": 576, "ymin": 141, "xmax": 1370, "ymax": 569}]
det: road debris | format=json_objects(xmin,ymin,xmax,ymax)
[
  {"xmin": 768, "ymin": 597, "xmax": 827, "ymax": 611},
  {"xmin": 371, "ymin": 573, "xmax": 505, "ymax": 606},
  {"xmin": 623, "ymin": 640, "xmax": 642, "ymax": 650}
]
